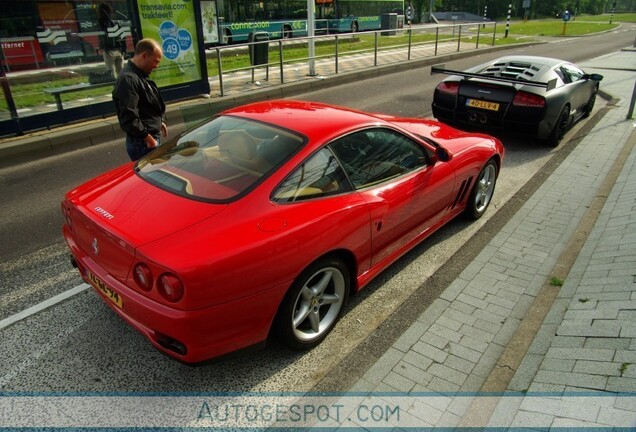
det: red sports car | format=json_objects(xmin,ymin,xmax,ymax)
[{"xmin": 62, "ymin": 100, "xmax": 504, "ymax": 363}]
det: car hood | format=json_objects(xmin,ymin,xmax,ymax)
[{"xmin": 67, "ymin": 164, "xmax": 227, "ymax": 248}]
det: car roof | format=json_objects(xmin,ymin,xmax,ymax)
[{"xmin": 222, "ymin": 100, "xmax": 386, "ymax": 140}]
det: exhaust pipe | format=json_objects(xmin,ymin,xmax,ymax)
[
  {"xmin": 479, "ymin": 114, "xmax": 488, "ymax": 124},
  {"xmin": 468, "ymin": 112, "xmax": 478, "ymax": 122}
]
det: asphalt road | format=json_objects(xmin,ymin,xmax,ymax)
[{"xmin": 0, "ymin": 27, "xmax": 634, "ymax": 393}]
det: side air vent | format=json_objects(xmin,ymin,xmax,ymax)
[{"xmin": 452, "ymin": 176, "xmax": 474, "ymax": 209}]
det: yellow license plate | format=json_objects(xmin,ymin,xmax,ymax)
[
  {"xmin": 88, "ymin": 271, "xmax": 123, "ymax": 308},
  {"xmin": 467, "ymin": 99, "xmax": 500, "ymax": 111}
]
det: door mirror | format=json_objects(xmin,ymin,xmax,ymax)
[
  {"xmin": 585, "ymin": 73, "xmax": 603, "ymax": 82},
  {"xmin": 435, "ymin": 147, "xmax": 452, "ymax": 162}
]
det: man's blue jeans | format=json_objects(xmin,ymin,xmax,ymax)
[{"xmin": 126, "ymin": 135, "xmax": 160, "ymax": 161}]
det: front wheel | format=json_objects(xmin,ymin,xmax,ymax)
[
  {"xmin": 464, "ymin": 159, "xmax": 498, "ymax": 220},
  {"xmin": 274, "ymin": 257, "xmax": 350, "ymax": 350},
  {"xmin": 582, "ymin": 90, "xmax": 597, "ymax": 118}
]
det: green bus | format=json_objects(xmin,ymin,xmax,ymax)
[{"xmin": 211, "ymin": 0, "xmax": 404, "ymax": 44}]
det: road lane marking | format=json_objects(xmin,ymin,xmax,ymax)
[{"xmin": 0, "ymin": 283, "xmax": 89, "ymax": 331}]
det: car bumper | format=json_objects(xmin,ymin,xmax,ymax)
[
  {"xmin": 64, "ymin": 225, "xmax": 289, "ymax": 363},
  {"xmin": 432, "ymin": 103, "xmax": 544, "ymax": 139}
]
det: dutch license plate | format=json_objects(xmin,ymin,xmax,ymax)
[
  {"xmin": 467, "ymin": 99, "xmax": 500, "ymax": 111},
  {"xmin": 88, "ymin": 271, "xmax": 123, "ymax": 308}
]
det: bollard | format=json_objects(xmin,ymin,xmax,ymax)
[
  {"xmin": 627, "ymin": 80, "xmax": 636, "ymax": 120},
  {"xmin": 505, "ymin": 4, "xmax": 511, "ymax": 38}
]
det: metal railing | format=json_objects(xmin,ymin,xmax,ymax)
[{"xmin": 208, "ymin": 21, "xmax": 497, "ymax": 97}]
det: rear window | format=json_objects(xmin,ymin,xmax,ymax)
[{"xmin": 135, "ymin": 116, "xmax": 304, "ymax": 202}]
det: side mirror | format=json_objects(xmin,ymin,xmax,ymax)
[
  {"xmin": 585, "ymin": 73, "xmax": 604, "ymax": 82},
  {"xmin": 435, "ymin": 147, "xmax": 452, "ymax": 162}
]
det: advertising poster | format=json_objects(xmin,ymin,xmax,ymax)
[
  {"xmin": 201, "ymin": 1, "xmax": 219, "ymax": 44},
  {"xmin": 137, "ymin": 0, "xmax": 202, "ymax": 87}
]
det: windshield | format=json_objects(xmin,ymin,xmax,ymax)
[{"xmin": 136, "ymin": 116, "xmax": 305, "ymax": 202}]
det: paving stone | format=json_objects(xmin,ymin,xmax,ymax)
[
  {"xmin": 605, "ymin": 377, "xmax": 636, "ymax": 393},
  {"xmin": 427, "ymin": 363, "xmax": 468, "ymax": 387},
  {"xmin": 508, "ymin": 354, "xmax": 543, "ymax": 392},
  {"xmin": 540, "ymin": 358, "xmax": 575, "ymax": 372},
  {"xmin": 427, "ymin": 376, "xmax": 460, "ymax": 393},
  {"xmin": 427, "ymin": 323, "xmax": 462, "ymax": 344},
  {"xmin": 393, "ymin": 321, "xmax": 430, "ymax": 353},
  {"xmin": 533, "ymin": 370, "xmax": 608, "ymax": 390},
  {"xmin": 393, "ymin": 360, "xmax": 433, "ymax": 386},
  {"xmin": 444, "ymin": 354, "xmax": 475, "ymax": 375},
  {"xmin": 573, "ymin": 360, "xmax": 624, "ymax": 377},
  {"xmin": 416, "ymin": 298, "xmax": 450, "ymax": 327},
  {"xmin": 411, "ymin": 341, "xmax": 448, "ymax": 364},
  {"xmin": 596, "ymin": 406, "xmax": 636, "ymax": 427},
  {"xmin": 442, "ymin": 308, "xmax": 476, "ymax": 327},
  {"xmin": 458, "ymin": 335, "xmax": 489, "ymax": 354},
  {"xmin": 448, "ymin": 342, "xmax": 482, "ymax": 364},
  {"xmin": 435, "ymin": 315, "xmax": 463, "ymax": 332},
  {"xmin": 472, "ymin": 308, "xmax": 506, "ymax": 325},
  {"xmin": 419, "ymin": 331, "xmax": 450, "ymax": 350},
  {"xmin": 401, "ymin": 350, "xmax": 434, "ymax": 372},
  {"xmin": 440, "ymin": 278, "xmax": 468, "ymax": 302},
  {"xmin": 382, "ymin": 370, "xmax": 416, "ymax": 392},
  {"xmin": 584, "ymin": 337, "xmax": 632, "ymax": 350},
  {"xmin": 448, "ymin": 300, "xmax": 476, "ymax": 316},
  {"xmin": 360, "ymin": 347, "xmax": 403, "ymax": 385},
  {"xmin": 544, "ymin": 347, "xmax": 615, "ymax": 362},
  {"xmin": 493, "ymin": 317, "xmax": 521, "ymax": 347}
]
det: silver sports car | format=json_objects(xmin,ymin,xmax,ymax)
[{"xmin": 431, "ymin": 56, "xmax": 603, "ymax": 146}]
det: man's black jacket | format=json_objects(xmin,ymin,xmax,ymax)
[{"xmin": 112, "ymin": 60, "xmax": 165, "ymax": 139}]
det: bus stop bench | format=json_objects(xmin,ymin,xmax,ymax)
[{"xmin": 44, "ymin": 81, "xmax": 115, "ymax": 111}]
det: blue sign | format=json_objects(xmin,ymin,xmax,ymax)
[
  {"xmin": 162, "ymin": 37, "xmax": 180, "ymax": 60},
  {"xmin": 177, "ymin": 29, "xmax": 192, "ymax": 51},
  {"xmin": 563, "ymin": 10, "xmax": 571, "ymax": 21}
]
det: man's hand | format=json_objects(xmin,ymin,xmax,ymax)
[
  {"xmin": 144, "ymin": 134, "xmax": 158, "ymax": 149},
  {"xmin": 161, "ymin": 122, "xmax": 168, "ymax": 138}
]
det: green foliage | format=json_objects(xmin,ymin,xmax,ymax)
[{"xmin": 549, "ymin": 277, "xmax": 564, "ymax": 287}]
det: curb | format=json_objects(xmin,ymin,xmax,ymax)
[{"xmin": 0, "ymin": 42, "xmax": 539, "ymax": 168}]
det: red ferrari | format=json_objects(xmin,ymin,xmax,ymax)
[{"xmin": 62, "ymin": 100, "xmax": 504, "ymax": 363}]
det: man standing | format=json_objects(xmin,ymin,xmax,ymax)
[{"xmin": 113, "ymin": 38, "xmax": 168, "ymax": 161}]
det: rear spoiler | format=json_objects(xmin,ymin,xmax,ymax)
[{"xmin": 431, "ymin": 64, "xmax": 557, "ymax": 92}]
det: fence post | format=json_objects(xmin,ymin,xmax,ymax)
[
  {"xmin": 335, "ymin": 34, "xmax": 339, "ymax": 74},
  {"xmin": 374, "ymin": 31, "xmax": 378, "ymax": 66},
  {"xmin": 435, "ymin": 27, "xmax": 439, "ymax": 55},
  {"xmin": 476, "ymin": 20, "xmax": 481, "ymax": 48},
  {"xmin": 407, "ymin": 27, "xmax": 412, "ymax": 60},
  {"xmin": 279, "ymin": 40, "xmax": 284, "ymax": 84},
  {"xmin": 457, "ymin": 25, "xmax": 462, "ymax": 51},
  {"xmin": 216, "ymin": 48, "xmax": 224, "ymax": 97},
  {"xmin": 492, "ymin": 22, "xmax": 497, "ymax": 46}
]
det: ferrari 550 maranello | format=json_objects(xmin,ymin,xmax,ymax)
[
  {"xmin": 62, "ymin": 100, "xmax": 504, "ymax": 363},
  {"xmin": 431, "ymin": 56, "xmax": 603, "ymax": 146}
]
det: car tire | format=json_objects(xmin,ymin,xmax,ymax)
[
  {"xmin": 547, "ymin": 105, "xmax": 570, "ymax": 147},
  {"xmin": 464, "ymin": 159, "xmax": 498, "ymax": 220},
  {"xmin": 582, "ymin": 90, "xmax": 597, "ymax": 119},
  {"xmin": 274, "ymin": 257, "xmax": 350, "ymax": 350}
]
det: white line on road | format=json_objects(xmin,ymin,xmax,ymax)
[{"xmin": 0, "ymin": 283, "xmax": 89, "ymax": 331}]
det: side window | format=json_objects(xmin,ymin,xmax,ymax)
[
  {"xmin": 272, "ymin": 148, "xmax": 352, "ymax": 203},
  {"xmin": 561, "ymin": 64, "xmax": 584, "ymax": 83},
  {"xmin": 330, "ymin": 129, "xmax": 428, "ymax": 189}
]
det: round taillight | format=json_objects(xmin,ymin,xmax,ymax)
[
  {"xmin": 157, "ymin": 273, "xmax": 184, "ymax": 303},
  {"xmin": 133, "ymin": 263, "xmax": 153, "ymax": 292}
]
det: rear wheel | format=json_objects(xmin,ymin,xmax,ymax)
[
  {"xmin": 464, "ymin": 159, "xmax": 497, "ymax": 220},
  {"xmin": 547, "ymin": 105, "xmax": 570, "ymax": 147},
  {"xmin": 351, "ymin": 21, "xmax": 358, "ymax": 33},
  {"xmin": 274, "ymin": 257, "xmax": 349, "ymax": 350}
]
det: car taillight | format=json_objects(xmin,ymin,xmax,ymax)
[
  {"xmin": 436, "ymin": 81, "xmax": 460, "ymax": 95},
  {"xmin": 157, "ymin": 273, "xmax": 184, "ymax": 303},
  {"xmin": 513, "ymin": 91, "xmax": 545, "ymax": 107},
  {"xmin": 133, "ymin": 263, "xmax": 153, "ymax": 292}
]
